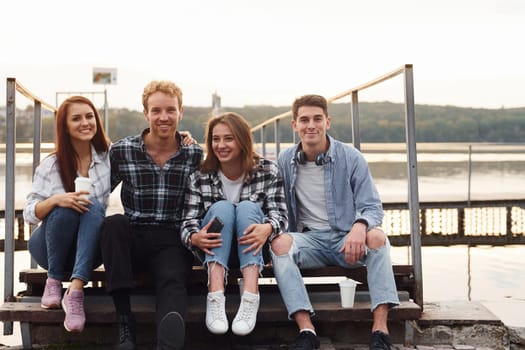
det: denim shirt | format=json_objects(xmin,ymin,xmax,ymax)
[{"xmin": 277, "ymin": 135, "xmax": 383, "ymax": 233}]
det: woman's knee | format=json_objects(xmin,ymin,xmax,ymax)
[
  {"xmin": 49, "ymin": 206, "xmax": 78, "ymax": 222},
  {"xmin": 366, "ymin": 228, "xmax": 386, "ymax": 250},
  {"xmin": 236, "ymin": 200, "xmax": 258, "ymax": 211},
  {"xmin": 270, "ymin": 233, "xmax": 293, "ymax": 255},
  {"xmin": 210, "ymin": 200, "xmax": 235, "ymax": 212},
  {"xmin": 87, "ymin": 198, "xmax": 105, "ymax": 217}
]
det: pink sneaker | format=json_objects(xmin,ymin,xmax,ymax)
[
  {"xmin": 41, "ymin": 277, "xmax": 62, "ymax": 309},
  {"xmin": 61, "ymin": 288, "xmax": 85, "ymax": 333}
]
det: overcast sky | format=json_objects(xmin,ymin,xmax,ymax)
[{"xmin": 2, "ymin": 0, "xmax": 524, "ymax": 111}]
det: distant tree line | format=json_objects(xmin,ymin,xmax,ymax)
[{"xmin": 2, "ymin": 102, "xmax": 524, "ymax": 144}]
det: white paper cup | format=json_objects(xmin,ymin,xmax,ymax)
[
  {"xmin": 339, "ymin": 279, "xmax": 357, "ymax": 308},
  {"xmin": 74, "ymin": 177, "xmax": 92, "ymax": 200}
]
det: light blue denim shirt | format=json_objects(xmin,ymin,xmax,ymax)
[{"xmin": 277, "ymin": 135, "xmax": 383, "ymax": 233}]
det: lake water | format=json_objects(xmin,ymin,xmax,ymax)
[
  {"xmin": 2, "ymin": 142, "xmax": 525, "ymax": 207},
  {"xmin": 1, "ymin": 143, "xmax": 525, "ymax": 346}
]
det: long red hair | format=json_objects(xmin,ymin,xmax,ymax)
[{"xmin": 53, "ymin": 96, "xmax": 109, "ymax": 192}]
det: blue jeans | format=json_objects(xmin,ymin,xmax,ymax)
[
  {"xmin": 270, "ymin": 230, "xmax": 400, "ymax": 318},
  {"xmin": 198, "ymin": 200, "xmax": 265, "ymax": 275},
  {"xmin": 28, "ymin": 198, "xmax": 105, "ymax": 283}
]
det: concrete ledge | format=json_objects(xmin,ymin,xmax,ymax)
[{"xmin": 410, "ymin": 301, "xmax": 508, "ymax": 350}]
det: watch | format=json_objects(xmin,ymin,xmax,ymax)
[{"xmin": 354, "ymin": 219, "xmax": 368, "ymax": 229}]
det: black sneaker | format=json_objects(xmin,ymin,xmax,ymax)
[
  {"xmin": 157, "ymin": 311, "xmax": 185, "ymax": 350},
  {"xmin": 369, "ymin": 330, "xmax": 392, "ymax": 350},
  {"xmin": 289, "ymin": 331, "xmax": 320, "ymax": 350},
  {"xmin": 117, "ymin": 314, "xmax": 137, "ymax": 350}
]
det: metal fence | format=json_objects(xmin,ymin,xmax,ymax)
[
  {"xmin": 3, "ymin": 66, "xmax": 422, "ymax": 325},
  {"xmin": 3, "ymin": 78, "xmax": 57, "ymax": 335},
  {"xmin": 383, "ymin": 199, "xmax": 525, "ymax": 246}
]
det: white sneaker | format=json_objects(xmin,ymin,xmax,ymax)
[
  {"xmin": 232, "ymin": 291, "xmax": 260, "ymax": 336},
  {"xmin": 205, "ymin": 291, "xmax": 228, "ymax": 334}
]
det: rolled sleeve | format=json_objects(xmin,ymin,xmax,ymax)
[{"xmin": 23, "ymin": 157, "xmax": 61, "ymax": 225}]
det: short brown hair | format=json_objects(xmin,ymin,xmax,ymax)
[
  {"xmin": 142, "ymin": 80, "xmax": 183, "ymax": 111},
  {"xmin": 292, "ymin": 94, "xmax": 328, "ymax": 120}
]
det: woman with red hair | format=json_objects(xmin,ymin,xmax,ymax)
[{"xmin": 23, "ymin": 96, "xmax": 110, "ymax": 333}]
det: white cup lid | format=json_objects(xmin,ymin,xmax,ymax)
[
  {"xmin": 339, "ymin": 279, "xmax": 357, "ymax": 287},
  {"xmin": 75, "ymin": 177, "xmax": 92, "ymax": 183}
]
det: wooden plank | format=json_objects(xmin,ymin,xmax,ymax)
[
  {"xmin": 19, "ymin": 265, "xmax": 414, "ymax": 286},
  {"xmin": 18, "ymin": 264, "xmax": 417, "ymax": 300},
  {"xmin": 0, "ymin": 292, "xmax": 421, "ymax": 324}
]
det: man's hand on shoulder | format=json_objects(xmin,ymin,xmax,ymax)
[
  {"xmin": 339, "ymin": 222, "xmax": 367, "ymax": 265},
  {"xmin": 179, "ymin": 131, "xmax": 198, "ymax": 145}
]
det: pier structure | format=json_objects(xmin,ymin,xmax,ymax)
[
  {"xmin": 2, "ymin": 198, "xmax": 525, "ymax": 253},
  {"xmin": 2, "ymin": 67, "xmax": 524, "ymax": 349}
]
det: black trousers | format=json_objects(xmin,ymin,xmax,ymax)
[{"xmin": 100, "ymin": 214, "xmax": 194, "ymax": 326}]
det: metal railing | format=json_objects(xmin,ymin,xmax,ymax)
[
  {"xmin": 4, "ymin": 198, "xmax": 524, "ymax": 251},
  {"xmin": 3, "ymin": 78, "xmax": 57, "ymax": 335},
  {"xmin": 2, "ymin": 66, "xmax": 423, "ymax": 339},
  {"xmin": 250, "ymin": 64, "xmax": 423, "ymax": 307}
]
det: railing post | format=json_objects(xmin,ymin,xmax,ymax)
[
  {"xmin": 4, "ymin": 78, "xmax": 17, "ymax": 335},
  {"xmin": 420, "ymin": 208, "xmax": 427, "ymax": 237},
  {"xmin": 104, "ymin": 87, "xmax": 109, "ymax": 137},
  {"xmin": 458, "ymin": 207, "xmax": 466, "ymax": 238},
  {"xmin": 506, "ymin": 205, "xmax": 513, "ymax": 239},
  {"xmin": 32, "ymin": 101, "xmax": 42, "ymax": 172},
  {"xmin": 351, "ymin": 91, "xmax": 360, "ymax": 151},
  {"xmin": 403, "ymin": 65, "xmax": 423, "ymax": 308},
  {"xmin": 467, "ymin": 145, "xmax": 472, "ymax": 206},
  {"xmin": 30, "ymin": 101, "xmax": 43, "ymax": 268},
  {"xmin": 260, "ymin": 127, "xmax": 266, "ymax": 158},
  {"xmin": 274, "ymin": 119, "xmax": 281, "ymax": 159}
]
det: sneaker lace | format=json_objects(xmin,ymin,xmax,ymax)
[
  {"xmin": 66, "ymin": 292, "xmax": 84, "ymax": 315},
  {"xmin": 371, "ymin": 331, "xmax": 391, "ymax": 350},
  {"xmin": 291, "ymin": 332, "xmax": 314, "ymax": 349},
  {"xmin": 237, "ymin": 296, "xmax": 257, "ymax": 322},
  {"xmin": 119, "ymin": 321, "xmax": 132, "ymax": 343},
  {"xmin": 208, "ymin": 294, "xmax": 225, "ymax": 320},
  {"xmin": 47, "ymin": 281, "xmax": 61, "ymax": 298}
]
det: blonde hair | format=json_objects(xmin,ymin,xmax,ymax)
[{"xmin": 142, "ymin": 80, "xmax": 183, "ymax": 111}]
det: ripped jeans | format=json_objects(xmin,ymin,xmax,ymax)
[
  {"xmin": 198, "ymin": 200, "xmax": 265, "ymax": 278},
  {"xmin": 270, "ymin": 229, "xmax": 400, "ymax": 318}
]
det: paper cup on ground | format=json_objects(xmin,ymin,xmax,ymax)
[
  {"xmin": 339, "ymin": 279, "xmax": 357, "ymax": 308},
  {"xmin": 75, "ymin": 177, "xmax": 92, "ymax": 200}
]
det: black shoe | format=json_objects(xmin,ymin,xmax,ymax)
[
  {"xmin": 117, "ymin": 314, "xmax": 137, "ymax": 350},
  {"xmin": 369, "ymin": 330, "xmax": 392, "ymax": 350},
  {"xmin": 289, "ymin": 331, "xmax": 320, "ymax": 350},
  {"xmin": 157, "ymin": 311, "xmax": 185, "ymax": 350}
]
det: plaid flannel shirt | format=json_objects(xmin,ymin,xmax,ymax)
[
  {"xmin": 110, "ymin": 129, "xmax": 203, "ymax": 230},
  {"xmin": 181, "ymin": 158, "xmax": 288, "ymax": 250}
]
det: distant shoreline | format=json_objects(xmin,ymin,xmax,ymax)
[{"xmin": 3, "ymin": 141, "xmax": 525, "ymax": 154}]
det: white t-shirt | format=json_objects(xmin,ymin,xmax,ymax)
[
  {"xmin": 295, "ymin": 162, "xmax": 331, "ymax": 232},
  {"xmin": 219, "ymin": 170, "xmax": 244, "ymax": 204}
]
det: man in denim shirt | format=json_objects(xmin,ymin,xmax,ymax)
[{"xmin": 271, "ymin": 95, "xmax": 399, "ymax": 350}]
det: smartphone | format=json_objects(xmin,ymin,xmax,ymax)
[{"xmin": 208, "ymin": 216, "xmax": 224, "ymax": 234}]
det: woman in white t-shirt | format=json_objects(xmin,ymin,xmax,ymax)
[{"xmin": 181, "ymin": 112, "xmax": 287, "ymax": 336}]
